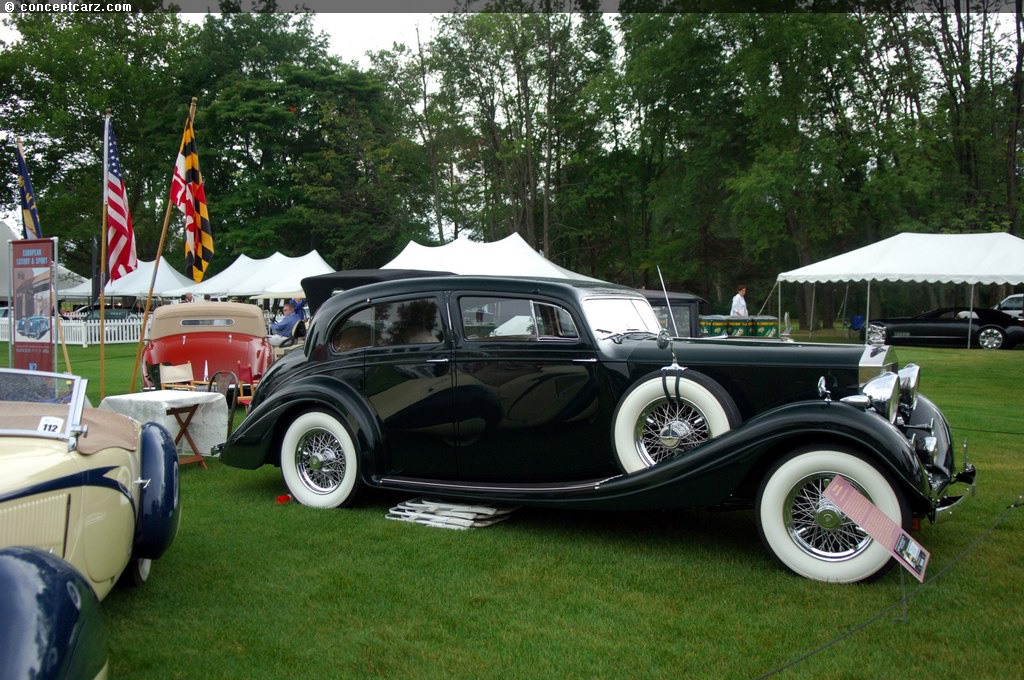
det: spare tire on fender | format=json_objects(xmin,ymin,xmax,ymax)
[
  {"xmin": 612, "ymin": 369, "xmax": 740, "ymax": 473},
  {"xmin": 133, "ymin": 422, "xmax": 181, "ymax": 560}
]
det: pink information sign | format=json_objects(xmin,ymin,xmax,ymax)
[{"xmin": 823, "ymin": 474, "xmax": 929, "ymax": 582}]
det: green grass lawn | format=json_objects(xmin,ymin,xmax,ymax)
[{"xmin": 3, "ymin": 341, "xmax": 1022, "ymax": 678}]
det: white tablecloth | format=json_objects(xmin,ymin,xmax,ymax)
[{"xmin": 99, "ymin": 389, "xmax": 228, "ymax": 456}]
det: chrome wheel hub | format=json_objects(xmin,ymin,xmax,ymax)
[
  {"xmin": 295, "ymin": 428, "xmax": 347, "ymax": 494},
  {"xmin": 785, "ymin": 473, "xmax": 871, "ymax": 561},
  {"xmin": 635, "ymin": 399, "xmax": 710, "ymax": 466}
]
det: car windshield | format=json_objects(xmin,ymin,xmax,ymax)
[
  {"xmin": 581, "ymin": 297, "xmax": 662, "ymax": 337},
  {"xmin": 0, "ymin": 368, "xmax": 88, "ymax": 440}
]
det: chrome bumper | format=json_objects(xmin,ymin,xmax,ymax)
[{"xmin": 933, "ymin": 462, "xmax": 977, "ymax": 521}]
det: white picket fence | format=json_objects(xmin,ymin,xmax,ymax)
[{"xmin": 1, "ymin": 317, "xmax": 148, "ymax": 347}]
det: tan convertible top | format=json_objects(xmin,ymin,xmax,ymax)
[
  {"xmin": 1, "ymin": 403, "xmax": 139, "ymax": 455},
  {"xmin": 149, "ymin": 301, "xmax": 268, "ymax": 340}
]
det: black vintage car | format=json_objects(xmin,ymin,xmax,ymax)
[
  {"xmin": 639, "ymin": 288, "xmax": 706, "ymax": 338},
  {"xmin": 220, "ymin": 274, "xmax": 975, "ymax": 584},
  {"xmin": 864, "ymin": 307, "xmax": 1024, "ymax": 350}
]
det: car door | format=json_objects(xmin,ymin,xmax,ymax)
[
  {"xmin": 451, "ymin": 293, "xmax": 611, "ymax": 483},
  {"xmin": 354, "ymin": 295, "xmax": 458, "ymax": 479}
]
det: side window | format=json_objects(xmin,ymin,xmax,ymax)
[
  {"xmin": 331, "ymin": 307, "xmax": 373, "ymax": 352},
  {"xmin": 331, "ymin": 298, "xmax": 443, "ymax": 352},
  {"xmin": 460, "ymin": 296, "xmax": 578, "ymax": 341}
]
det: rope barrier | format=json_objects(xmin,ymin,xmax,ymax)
[{"xmin": 755, "ymin": 494, "xmax": 1022, "ymax": 679}]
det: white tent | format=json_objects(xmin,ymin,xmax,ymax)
[
  {"xmin": 163, "ymin": 251, "xmax": 334, "ymax": 299},
  {"xmin": 163, "ymin": 253, "xmax": 262, "ymax": 298},
  {"xmin": 62, "ymin": 257, "xmax": 194, "ymax": 298},
  {"xmin": 1, "ymin": 219, "xmax": 87, "ymax": 298},
  {"xmin": 383, "ymin": 233, "xmax": 599, "ymax": 281},
  {"xmin": 777, "ymin": 232, "xmax": 1024, "ymax": 285},
  {"xmin": 225, "ymin": 251, "xmax": 333, "ymax": 298},
  {"xmin": 776, "ymin": 232, "xmax": 1024, "ymax": 343}
]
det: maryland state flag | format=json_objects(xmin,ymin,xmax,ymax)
[
  {"xmin": 170, "ymin": 117, "xmax": 213, "ymax": 282},
  {"xmin": 14, "ymin": 137, "xmax": 42, "ymax": 239}
]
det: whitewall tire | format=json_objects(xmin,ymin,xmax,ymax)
[
  {"xmin": 612, "ymin": 370, "xmax": 740, "ymax": 473},
  {"xmin": 281, "ymin": 411, "xmax": 360, "ymax": 509},
  {"xmin": 756, "ymin": 447, "xmax": 910, "ymax": 584}
]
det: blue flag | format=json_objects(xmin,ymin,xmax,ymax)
[{"xmin": 15, "ymin": 138, "xmax": 42, "ymax": 239}]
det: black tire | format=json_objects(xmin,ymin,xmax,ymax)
[
  {"xmin": 612, "ymin": 370, "xmax": 740, "ymax": 473},
  {"xmin": 118, "ymin": 558, "xmax": 152, "ymax": 588},
  {"xmin": 756, "ymin": 446, "xmax": 910, "ymax": 583},
  {"xmin": 280, "ymin": 411, "xmax": 360, "ymax": 508}
]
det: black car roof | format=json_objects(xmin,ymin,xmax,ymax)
[
  {"xmin": 311, "ymin": 273, "xmax": 641, "ymax": 319},
  {"xmin": 302, "ymin": 269, "xmax": 453, "ymax": 313},
  {"xmin": 639, "ymin": 289, "xmax": 708, "ymax": 306}
]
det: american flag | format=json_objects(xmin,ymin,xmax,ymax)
[{"xmin": 104, "ymin": 117, "xmax": 138, "ymax": 280}]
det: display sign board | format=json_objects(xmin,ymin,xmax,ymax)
[
  {"xmin": 9, "ymin": 238, "xmax": 57, "ymax": 372},
  {"xmin": 823, "ymin": 474, "xmax": 930, "ymax": 582}
]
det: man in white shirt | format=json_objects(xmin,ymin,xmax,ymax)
[{"xmin": 730, "ymin": 285, "xmax": 748, "ymax": 316}]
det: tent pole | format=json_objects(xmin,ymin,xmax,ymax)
[
  {"xmin": 777, "ymin": 283, "xmax": 782, "ymax": 336},
  {"xmin": 866, "ymin": 280, "xmax": 871, "ymax": 331},
  {"xmin": 809, "ymin": 285, "xmax": 816, "ymax": 336},
  {"xmin": 967, "ymin": 283, "xmax": 975, "ymax": 349}
]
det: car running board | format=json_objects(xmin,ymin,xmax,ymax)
[{"xmin": 377, "ymin": 475, "xmax": 621, "ymax": 496}]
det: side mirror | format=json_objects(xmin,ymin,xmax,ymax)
[{"xmin": 657, "ymin": 329, "xmax": 671, "ymax": 350}]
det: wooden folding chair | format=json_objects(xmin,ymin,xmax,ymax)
[
  {"xmin": 236, "ymin": 362, "xmax": 260, "ymax": 411},
  {"xmin": 206, "ymin": 370, "xmax": 239, "ymax": 437},
  {"xmin": 159, "ymin": 362, "xmax": 198, "ymax": 390}
]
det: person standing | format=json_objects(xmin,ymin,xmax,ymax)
[{"xmin": 730, "ymin": 285, "xmax": 748, "ymax": 317}]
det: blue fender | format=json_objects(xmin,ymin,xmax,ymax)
[
  {"xmin": 134, "ymin": 422, "xmax": 181, "ymax": 560},
  {"xmin": 0, "ymin": 547, "xmax": 108, "ymax": 680}
]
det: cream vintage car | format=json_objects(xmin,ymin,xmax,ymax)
[{"xmin": 0, "ymin": 368, "xmax": 180, "ymax": 600}]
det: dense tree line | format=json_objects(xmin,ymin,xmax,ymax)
[{"xmin": 2, "ymin": 3, "xmax": 1021, "ymax": 318}]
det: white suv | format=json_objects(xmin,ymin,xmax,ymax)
[{"xmin": 994, "ymin": 294, "xmax": 1023, "ymax": 319}]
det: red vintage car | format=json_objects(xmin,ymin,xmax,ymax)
[{"xmin": 141, "ymin": 301, "xmax": 273, "ymax": 388}]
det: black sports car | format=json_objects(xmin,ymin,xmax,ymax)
[
  {"xmin": 864, "ymin": 307, "xmax": 1024, "ymax": 350},
  {"xmin": 219, "ymin": 273, "xmax": 975, "ymax": 584}
]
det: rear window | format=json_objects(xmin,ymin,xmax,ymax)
[
  {"xmin": 181, "ymin": 318, "xmax": 237, "ymax": 327},
  {"xmin": 331, "ymin": 297, "xmax": 444, "ymax": 352}
]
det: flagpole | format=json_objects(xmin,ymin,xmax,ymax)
[
  {"xmin": 129, "ymin": 97, "xmax": 198, "ymax": 393},
  {"xmin": 99, "ymin": 110, "xmax": 111, "ymax": 399}
]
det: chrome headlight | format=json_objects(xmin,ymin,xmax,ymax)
[
  {"xmin": 865, "ymin": 323, "xmax": 887, "ymax": 346},
  {"xmin": 862, "ymin": 371, "xmax": 900, "ymax": 424},
  {"xmin": 898, "ymin": 363, "xmax": 920, "ymax": 409}
]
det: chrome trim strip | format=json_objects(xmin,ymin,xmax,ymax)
[{"xmin": 379, "ymin": 476, "xmax": 617, "ymax": 494}]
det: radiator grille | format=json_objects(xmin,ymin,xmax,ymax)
[{"xmin": 0, "ymin": 494, "xmax": 70, "ymax": 557}]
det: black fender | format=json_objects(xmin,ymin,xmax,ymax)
[
  {"xmin": 0, "ymin": 547, "xmax": 108, "ymax": 680},
  {"xmin": 477, "ymin": 399, "xmax": 934, "ymax": 514},
  {"xmin": 219, "ymin": 375, "xmax": 384, "ymax": 475},
  {"xmin": 134, "ymin": 422, "xmax": 181, "ymax": 560}
]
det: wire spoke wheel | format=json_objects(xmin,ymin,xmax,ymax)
[
  {"xmin": 785, "ymin": 472, "xmax": 871, "ymax": 560},
  {"xmin": 756, "ymin": 447, "xmax": 910, "ymax": 583},
  {"xmin": 636, "ymin": 398, "xmax": 711, "ymax": 465},
  {"xmin": 281, "ymin": 411, "xmax": 360, "ymax": 508},
  {"xmin": 613, "ymin": 371, "xmax": 739, "ymax": 474},
  {"xmin": 295, "ymin": 427, "xmax": 348, "ymax": 494}
]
